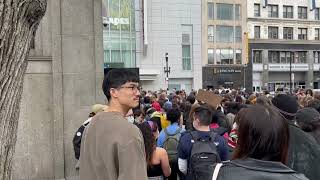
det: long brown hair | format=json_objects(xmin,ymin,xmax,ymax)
[
  {"xmin": 137, "ymin": 121, "xmax": 158, "ymax": 167},
  {"xmin": 233, "ymin": 105, "xmax": 289, "ymax": 164}
]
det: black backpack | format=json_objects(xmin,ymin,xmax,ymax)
[
  {"xmin": 72, "ymin": 119, "xmax": 91, "ymax": 160},
  {"xmin": 187, "ymin": 131, "xmax": 221, "ymax": 180}
]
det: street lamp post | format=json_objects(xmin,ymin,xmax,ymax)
[
  {"xmin": 289, "ymin": 56, "xmax": 292, "ymax": 94},
  {"xmin": 164, "ymin": 53, "xmax": 171, "ymax": 89}
]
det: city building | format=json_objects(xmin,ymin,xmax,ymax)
[
  {"xmin": 248, "ymin": 0, "xmax": 320, "ymax": 92},
  {"xmin": 102, "ymin": 0, "xmax": 202, "ymax": 92},
  {"xmin": 202, "ymin": 0, "xmax": 249, "ymax": 90}
]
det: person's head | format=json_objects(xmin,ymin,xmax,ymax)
[
  {"xmin": 144, "ymin": 96, "xmax": 151, "ymax": 104},
  {"xmin": 296, "ymin": 108, "xmax": 320, "ymax": 133},
  {"xmin": 233, "ymin": 105, "xmax": 289, "ymax": 164},
  {"xmin": 102, "ymin": 69, "xmax": 140, "ymax": 111},
  {"xmin": 89, "ymin": 104, "xmax": 107, "ymax": 117},
  {"xmin": 306, "ymin": 89, "xmax": 313, "ymax": 97},
  {"xmin": 306, "ymin": 99, "xmax": 320, "ymax": 113},
  {"xmin": 166, "ymin": 108, "xmax": 181, "ymax": 124},
  {"xmin": 137, "ymin": 121, "xmax": 158, "ymax": 166},
  {"xmin": 256, "ymin": 96, "xmax": 272, "ymax": 106},
  {"xmin": 148, "ymin": 117, "xmax": 160, "ymax": 137},
  {"xmin": 133, "ymin": 107, "xmax": 143, "ymax": 123},
  {"xmin": 163, "ymin": 101, "xmax": 173, "ymax": 112},
  {"xmin": 272, "ymin": 94, "xmax": 299, "ymax": 120},
  {"xmin": 192, "ymin": 105, "xmax": 213, "ymax": 129},
  {"xmin": 144, "ymin": 107, "xmax": 156, "ymax": 120},
  {"xmin": 125, "ymin": 109, "xmax": 135, "ymax": 123},
  {"xmin": 235, "ymin": 96, "xmax": 243, "ymax": 104},
  {"xmin": 186, "ymin": 95, "xmax": 196, "ymax": 104}
]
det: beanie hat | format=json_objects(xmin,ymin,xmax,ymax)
[
  {"xmin": 271, "ymin": 94, "xmax": 299, "ymax": 120},
  {"xmin": 163, "ymin": 101, "xmax": 172, "ymax": 111},
  {"xmin": 152, "ymin": 102, "xmax": 161, "ymax": 111}
]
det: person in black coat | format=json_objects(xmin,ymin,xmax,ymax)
[{"xmin": 212, "ymin": 105, "xmax": 309, "ymax": 180}]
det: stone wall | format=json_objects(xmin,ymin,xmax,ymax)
[{"xmin": 12, "ymin": 0, "xmax": 104, "ymax": 179}]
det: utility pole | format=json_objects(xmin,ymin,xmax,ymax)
[{"xmin": 164, "ymin": 52, "xmax": 171, "ymax": 89}]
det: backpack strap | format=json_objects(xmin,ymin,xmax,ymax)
[
  {"xmin": 189, "ymin": 131, "xmax": 199, "ymax": 142},
  {"xmin": 212, "ymin": 163, "xmax": 223, "ymax": 180},
  {"xmin": 208, "ymin": 131, "xmax": 218, "ymax": 142}
]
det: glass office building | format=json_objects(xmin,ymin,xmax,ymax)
[{"xmin": 102, "ymin": 0, "xmax": 136, "ymax": 68}]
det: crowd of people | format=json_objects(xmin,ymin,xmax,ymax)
[{"xmin": 76, "ymin": 69, "xmax": 320, "ymax": 180}]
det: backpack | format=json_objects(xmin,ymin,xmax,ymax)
[
  {"xmin": 188, "ymin": 131, "xmax": 221, "ymax": 180},
  {"xmin": 72, "ymin": 118, "xmax": 91, "ymax": 160},
  {"xmin": 163, "ymin": 127, "xmax": 182, "ymax": 163}
]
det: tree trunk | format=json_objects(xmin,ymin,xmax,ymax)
[{"xmin": 0, "ymin": 0, "xmax": 47, "ymax": 179}]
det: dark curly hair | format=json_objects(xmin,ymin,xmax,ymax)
[{"xmin": 137, "ymin": 121, "xmax": 157, "ymax": 167}]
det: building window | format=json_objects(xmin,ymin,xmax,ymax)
[
  {"xmin": 208, "ymin": 25, "xmax": 214, "ymax": 42},
  {"xmin": 268, "ymin": 26, "xmax": 278, "ymax": 39},
  {"xmin": 298, "ymin": 6, "xmax": 307, "ymax": 19},
  {"xmin": 298, "ymin": 28, "xmax": 308, "ymax": 40},
  {"xmin": 216, "ymin": 49, "xmax": 234, "ymax": 64},
  {"xmin": 268, "ymin": 5, "xmax": 278, "ymax": 18},
  {"xmin": 283, "ymin": 27, "xmax": 293, "ymax": 39},
  {"xmin": 182, "ymin": 34, "xmax": 191, "ymax": 70},
  {"xmin": 315, "ymin": 28, "xmax": 320, "ymax": 40},
  {"xmin": 208, "ymin": 49, "xmax": 214, "ymax": 64},
  {"xmin": 217, "ymin": 3, "xmax": 233, "ymax": 20},
  {"xmin": 235, "ymin": 26, "xmax": 242, "ymax": 42},
  {"xmin": 254, "ymin": 4, "xmax": 260, "ymax": 17},
  {"xmin": 296, "ymin": 51, "xmax": 307, "ymax": 63},
  {"xmin": 316, "ymin": 8, "xmax": 320, "ymax": 20},
  {"xmin": 268, "ymin": 51, "xmax": 280, "ymax": 63},
  {"xmin": 103, "ymin": 0, "xmax": 136, "ymax": 68},
  {"xmin": 253, "ymin": 50, "xmax": 262, "ymax": 63},
  {"xmin": 235, "ymin": 4, "xmax": 241, "ymax": 20},
  {"xmin": 280, "ymin": 51, "xmax": 294, "ymax": 63},
  {"xmin": 216, "ymin": 25, "xmax": 234, "ymax": 43},
  {"xmin": 236, "ymin": 49, "xmax": 242, "ymax": 64},
  {"xmin": 254, "ymin": 26, "xmax": 260, "ymax": 39},
  {"xmin": 182, "ymin": 45, "xmax": 191, "ymax": 70},
  {"xmin": 283, "ymin": 6, "xmax": 293, "ymax": 18},
  {"xmin": 208, "ymin": 2, "xmax": 214, "ymax": 20},
  {"xmin": 314, "ymin": 51, "xmax": 320, "ymax": 63}
]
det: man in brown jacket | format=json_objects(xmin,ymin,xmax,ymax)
[{"xmin": 80, "ymin": 69, "xmax": 148, "ymax": 180}]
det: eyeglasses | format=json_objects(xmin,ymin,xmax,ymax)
[{"xmin": 119, "ymin": 84, "xmax": 140, "ymax": 92}]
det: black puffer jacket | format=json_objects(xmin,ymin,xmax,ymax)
[
  {"xmin": 287, "ymin": 122, "xmax": 320, "ymax": 180},
  {"xmin": 215, "ymin": 158, "xmax": 308, "ymax": 180}
]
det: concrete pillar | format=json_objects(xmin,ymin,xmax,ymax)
[
  {"xmin": 262, "ymin": 50, "xmax": 269, "ymax": 89},
  {"xmin": 60, "ymin": 0, "xmax": 104, "ymax": 179},
  {"xmin": 51, "ymin": 0, "xmax": 65, "ymax": 179},
  {"xmin": 307, "ymin": 50, "xmax": 314, "ymax": 89}
]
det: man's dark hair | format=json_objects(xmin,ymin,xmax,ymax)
[
  {"xmin": 144, "ymin": 96, "xmax": 151, "ymax": 104},
  {"xmin": 166, "ymin": 108, "xmax": 181, "ymax": 123},
  {"xmin": 102, "ymin": 69, "xmax": 139, "ymax": 101},
  {"xmin": 193, "ymin": 105, "xmax": 212, "ymax": 126},
  {"xmin": 186, "ymin": 95, "xmax": 196, "ymax": 104},
  {"xmin": 233, "ymin": 105, "xmax": 289, "ymax": 164}
]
